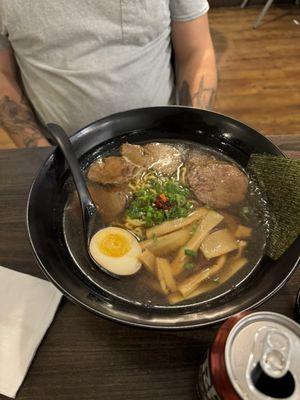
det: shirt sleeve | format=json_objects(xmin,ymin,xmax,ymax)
[
  {"xmin": 170, "ymin": 0, "xmax": 209, "ymax": 22},
  {"xmin": 0, "ymin": 34, "xmax": 9, "ymax": 50},
  {"xmin": 0, "ymin": 2, "xmax": 9, "ymax": 50}
]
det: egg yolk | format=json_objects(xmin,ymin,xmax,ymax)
[{"xmin": 98, "ymin": 233, "xmax": 131, "ymax": 257}]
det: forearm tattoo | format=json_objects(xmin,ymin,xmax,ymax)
[
  {"xmin": 179, "ymin": 77, "xmax": 216, "ymax": 110},
  {"xmin": 0, "ymin": 95, "xmax": 45, "ymax": 147}
]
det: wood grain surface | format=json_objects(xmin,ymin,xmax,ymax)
[
  {"xmin": 0, "ymin": 136, "xmax": 299, "ymax": 400},
  {"xmin": 210, "ymin": 5, "xmax": 300, "ymax": 136}
]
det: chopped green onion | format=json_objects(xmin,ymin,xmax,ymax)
[
  {"xmin": 184, "ymin": 248, "xmax": 197, "ymax": 257},
  {"xmin": 190, "ymin": 224, "xmax": 198, "ymax": 235},
  {"xmin": 212, "ymin": 277, "xmax": 220, "ymax": 283},
  {"xmin": 126, "ymin": 171, "xmax": 195, "ymax": 227},
  {"xmin": 183, "ymin": 263, "xmax": 194, "ymax": 270},
  {"xmin": 152, "ymin": 233, "xmax": 158, "ymax": 242},
  {"xmin": 240, "ymin": 206, "xmax": 251, "ymax": 222}
]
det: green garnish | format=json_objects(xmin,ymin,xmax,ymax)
[
  {"xmin": 190, "ymin": 224, "xmax": 198, "ymax": 235},
  {"xmin": 240, "ymin": 206, "xmax": 251, "ymax": 222},
  {"xmin": 126, "ymin": 171, "xmax": 195, "ymax": 228},
  {"xmin": 152, "ymin": 233, "xmax": 158, "ymax": 242},
  {"xmin": 184, "ymin": 248, "xmax": 197, "ymax": 257},
  {"xmin": 213, "ymin": 277, "xmax": 220, "ymax": 283},
  {"xmin": 183, "ymin": 263, "xmax": 194, "ymax": 270}
]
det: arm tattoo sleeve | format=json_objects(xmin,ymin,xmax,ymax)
[
  {"xmin": 179, "ymin": 77, "xmax": 216, "ymax": 110},
  {"xmin": 0, "ymin": 95, "xmax": 46, "ymax": 147}
]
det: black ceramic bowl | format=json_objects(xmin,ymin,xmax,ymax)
[{"xmin": 27, "ymin": 107, "xmax": 299, "ymax": 329}]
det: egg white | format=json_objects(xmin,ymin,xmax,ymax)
[{"xmin": 89, "ymin": 227, "xmax": 142, "ymax": 276}]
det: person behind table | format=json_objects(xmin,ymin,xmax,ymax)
[{"xmin": 0, "ymin": 0, "xmax": 217, "ymax": 147}]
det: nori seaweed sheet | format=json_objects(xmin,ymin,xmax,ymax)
[{"xmin": 247, "ymin": 154, "xmax": 300, "ymax": 260}]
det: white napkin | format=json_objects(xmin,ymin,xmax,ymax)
[{"xmin": 0, "ymin": 266, "xmax": 62, "ymax": 398}]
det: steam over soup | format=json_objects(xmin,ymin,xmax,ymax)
[{"xmin": 64, "ymin": 142, "xmax": 267, "ymax": 306}]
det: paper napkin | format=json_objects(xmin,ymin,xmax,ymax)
[{"xmin": 0, "ymin": 266, "xmax": 62, "ymax": 398}]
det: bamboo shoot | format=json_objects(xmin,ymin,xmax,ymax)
[
  {"xmin": 156, "ymin": 261, "xmax": 169, "ymax": 295},
  {"xmin": 139, "ymin": 249, "xmax": 156, "ymax": 274},
  {"xmin": 177, "ymin": 255, "xmax": 227, "ymax": 297},
  {"xmin": 235, "ymin": 240, "xmax": 247, "ymax": 259},
  {"xmin": 235, "ymin": 225, "xmax": 252, "ymax": 239},
  {"xmin": 156, "ymin": 258, "xmax": 177, "ymax": 293},
  {"xmin": 146, "ymin": 207, "xmax": 209, "ymax": 239},
  {"xmin": 171, "ymin": 210, "xmax": 224, "ymax": 276},
  {"xmin": 140, "ymin": 227, "xmax": 191, "ymax": 256},
  {"xmin": 169, "ymin": 256, "xmax": 247, "ymax": 304},
  {"xmin": 200, "ymin": 229, "xmax": 238, "ymax": 259}
]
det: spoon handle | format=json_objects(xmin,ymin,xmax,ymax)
[{"xmin": 46, "ymin": 123, "xmax": 97, "ymax": 221}]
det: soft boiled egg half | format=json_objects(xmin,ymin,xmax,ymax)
[{"xmin": 89, "ymin": 227, "xmax": 142, "ymax": 276}]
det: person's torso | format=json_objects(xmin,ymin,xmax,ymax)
[{"xmin": 2, "ymin": 0, "xmax": 174, "ymax": 134}]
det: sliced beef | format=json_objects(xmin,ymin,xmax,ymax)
[
  {"xmin": 187, "ymin": 151, "xmax": 248, "ymax": 209},
  {"xmin": 121, "ymin": 142, "xmax": 183, "ymax": 176},
  {"xmin": 188, "ymin": 152, "xmax": 215, "ymax": 169},
  {"xmin": 144, "ymin": 143, "xmax": 182, "ymax": 176},
  {"xmin": 88, "ymin": 184, "xmax": 128, "ymax": 224},
  {"xmin": 87, "ymin": 156, "xmax": 142, "ymax": 185},
  {"xmin": 120, "ymin": 143, "xmax": 154, "ymax": 168}
]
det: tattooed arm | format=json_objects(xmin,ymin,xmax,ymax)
[
  {"xmin": 171, "ymin": 13, "xmax": 217, "ymax": 110},
  {"xmin": 0, "ymin": 45, "xmax": 49, "ymax": 147}
]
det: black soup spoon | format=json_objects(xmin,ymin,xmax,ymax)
[{"xmin": 46, "ymin": 123, "xmax": 118, "ymax": 278}]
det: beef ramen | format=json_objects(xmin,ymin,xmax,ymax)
[{"xmin": 63, "ymin": 141, "xmax": 267, "ymax": 307}]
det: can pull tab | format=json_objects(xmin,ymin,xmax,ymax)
[
  {"xmin": 247, "ymin": 326, "xmax": 291, "ymax": 379},
  {"xmin": 246, "ymin": 327, "xmax": 296, "ymax": 398},
  {"xmin": 260, "ymin": 330, "xmax": 291, "ymax": 378}
]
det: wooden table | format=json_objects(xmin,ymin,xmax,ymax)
[{"xmin": 0, "ymin": 135, "xmax": 299, "ymax": 400}]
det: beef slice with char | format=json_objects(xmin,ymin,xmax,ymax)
[
  {"xmin": 187, "ymin": 151, "xmax": 248, "ymax": 209},
  {"xmin": 120, "ymin": 143, "xmax": 154, "ymax": 168},
  {"xmin": 88, "ymin": 184, "xmax": 128, "ymax": 224},
  {"xmin": 87, "ymin": 156, "xmax": 142, "ymax": 185},
  {"xmin": 121, "ymin": 142, "xmax": 182, "ymax": 176},
  {"xmin": 144, "ymin": 143, "xmax": 182, "ymax": 176}
]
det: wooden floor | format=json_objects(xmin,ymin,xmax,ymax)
[
  {"xmin": 211, "ymin": 5, "xmax": 300, "ymax": 135},
  {"xmin": 0, "ymin": 5, "xmax": 299, "ymax": 149}
]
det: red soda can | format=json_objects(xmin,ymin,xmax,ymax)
[{"xmin": 197, "ymin": 311, "xmax": 300, "ymax": 400}]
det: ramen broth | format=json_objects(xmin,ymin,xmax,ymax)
[{"xmin": 63, "ymin": 142, "xmax": 267, "ymax": 307}]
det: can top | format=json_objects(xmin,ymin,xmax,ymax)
[{"xmin": 225, "ymin": 312, "xmax": 300, "ymax": 400}]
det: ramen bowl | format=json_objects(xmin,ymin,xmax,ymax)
[{"xmin": 27, "ymin": 107, "xmax": 299, "ymax": 329}]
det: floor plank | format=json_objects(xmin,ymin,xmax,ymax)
[
  {"xmin": 211, "ymin": 5, "xmax": 300, "ymax": 135},
  {"xmin": 0, "ymin": 5, "xmax": 299, "ymax": 149}
]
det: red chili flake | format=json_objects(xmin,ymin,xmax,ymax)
[
  {"xmin": 159, "ymin": 194, "xmax": 169, "ymax": 203},
  {"xmin": 154, "ymin": 194, "xmax": 173, "ymax": 210}
]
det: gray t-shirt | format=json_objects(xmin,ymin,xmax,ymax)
[{"xmin": 0, "ymin": 0, "xmax": 209, "ymax": 135}]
